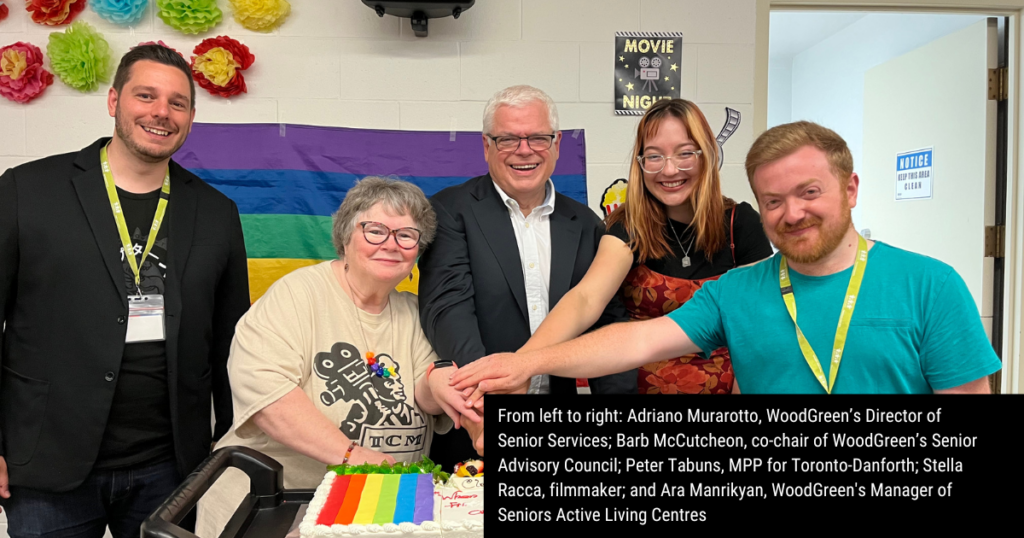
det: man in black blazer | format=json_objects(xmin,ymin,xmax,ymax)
[
  {"xmin": 418, "ymin": 85, "xmax": 634, "ymax": 469},
  {"xmin": 0, "ymin": 45, "xmax": 249, "ymax": 537}
]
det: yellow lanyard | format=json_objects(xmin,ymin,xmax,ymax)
[
  {"xmin": 100, "ymin": 144, "xmax": 170, "ymax": 295},
  {"xmin": 779, "ymin": 235, "xmax": 868, "ymax": 394}
]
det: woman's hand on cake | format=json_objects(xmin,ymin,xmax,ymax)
[
  {"xmin": 347, "ymin": 446, "xmax": 397, "ymax": 466},
  {"xmin": 450, "ymin": 352, "xmax": 533, "ymax": 407},
  {"xmin": 428, "ymin": 365, "xmax": 481, "ymax": 429}
]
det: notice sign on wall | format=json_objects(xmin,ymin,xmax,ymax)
[
  {"xmin": 614, "ymin": 31, "xmax": 683, "ymax": 116},
  {"xmin": 895, "ymin": 147, "xmax": 933, "ymax": 200}
]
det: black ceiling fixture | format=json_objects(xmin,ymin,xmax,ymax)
[{"xmin": 362, "ymin": 1, "xmax": 476, "ymax": 37}]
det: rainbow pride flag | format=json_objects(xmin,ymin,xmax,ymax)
[
  {"xmin": 314, "ymin": 473, "xmax": 435, "ymax": 526},
  {"xmin": 174, "ymin": 123, "xmax": 588, "ymax": 303}
]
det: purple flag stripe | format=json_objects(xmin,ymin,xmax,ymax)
[{"xmin": 174, "ymin": 123, "xmax": 586, "ymax": 177}]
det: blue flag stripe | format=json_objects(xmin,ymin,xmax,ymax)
[{"xmin": 187, "ymin": 169, "xmax": 588, "ymax": 217}]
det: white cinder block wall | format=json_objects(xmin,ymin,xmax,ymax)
[
  {"xmin": 0, "ymin": 0, "xmax": 759, "ymax": 212},
  {"xmin": 0, "ymin": 1, "xmax": 756, "ymax": 532}
]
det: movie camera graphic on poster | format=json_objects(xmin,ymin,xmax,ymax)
[{"xmin": 615, "ymin": 31, "xmax": 683, "ymax": 115}]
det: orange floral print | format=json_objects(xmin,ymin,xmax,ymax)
[{"xmin": 622, "ymin": 265, "xmax": 735, "ymax": 394}]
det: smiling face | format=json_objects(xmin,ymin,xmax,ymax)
[
  {"xmin": 344, "ymin": 203, "xmax": 420, "ymax": 287},
  {"xmin": 640, "ymin": 116, "xmax": 702, "ymax": 212},
  {"xmin": 753, "ymin": 145, "xmax": 858, "ymax": 264},
  {"xmin": 483, "ymin": 100, "xmax": 561, "ymax": 208},
  {"xmin": 108, "ymin": 60, "xmax": 195, "ymax": 163}
]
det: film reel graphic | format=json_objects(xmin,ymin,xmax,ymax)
[{"xmin": 716, "ymin": 107, "xmax": 741, "ymax": 170}]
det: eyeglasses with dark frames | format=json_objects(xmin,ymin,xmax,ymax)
[
  {"xmin": 486, "ymin": 134, "xmax": 557, "ymax": 152},
  {"xmin": 637, "ymin": 150, "xmax": 703, "ymax": 173},
  {"xmin": 359, "ymin": 221, "xmax": 421, "ymax": 250}
]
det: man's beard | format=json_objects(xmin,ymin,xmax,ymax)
[
  {"xmin": 772, "ymin": 200, "xmax": 852, "ymax": 264},
  {"xmin": 114, "ymin": 107, "xmax": 184, "ymax": 163}
]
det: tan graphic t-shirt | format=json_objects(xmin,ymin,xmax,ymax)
[{"xmin": 197, "ymin": 261, "xmax": 447, "ymax": 534}]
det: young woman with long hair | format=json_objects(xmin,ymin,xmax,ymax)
[{"xmin": 518, "ymin": 99, "xmax": 773, "ymax": 394}]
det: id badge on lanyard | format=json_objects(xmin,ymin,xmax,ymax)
[
  {"xmin": 127, "ymin": 294, "xmax": 166, "ymax": 343},
  {"xmin": 101, "ymin": 143, "xmax": 170, "ymax": 343}
]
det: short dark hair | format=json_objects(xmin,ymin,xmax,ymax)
[{"xmin": 113, "ymin": 44, "xmax": 195, "ymax": 108}]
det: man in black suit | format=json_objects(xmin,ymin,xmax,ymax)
[
  {"xmin": 419, "ymin": 85, "xmax": 633, "ymax": 468},
  {"xmin": 0, "ymin": 45, "xmax": 249, "ymax": 538}
]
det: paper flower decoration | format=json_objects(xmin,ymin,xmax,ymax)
[
  {"xmin": 230, "ymin": 0, "xmax": 290, "ymax": 32},
  {"xmin": 47, "ymin": 21, "xmax": 113, "ymax": 92},
  {"xmin": 0, "ymin": 42, "xmax": 54, "ymax": 103},
  {"xmin": 1, "ymin": 2, "xmax": 10, "ymax": 24},
  {"xmin": 190, "ymin": 36, "xmax": 254, "ymax": 98},
  {"xmin": 157, "ymin": 0, "xmax": 223, "ymax": 34},
  {"xmin": 91, "ymin": 0, "xmax": 148, "ymax": 25},
  {"xmin": 26, "ymin": 0, "xmax": 87, "ymax": 26}
]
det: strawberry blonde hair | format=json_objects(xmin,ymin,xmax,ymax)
[
  {"xmin": 607, "ymin": 99, "xmax": 733, "ymax": 263},
  {"xmin": 745, "ymin": 121, "xmax": 854, "ymax": 192}
]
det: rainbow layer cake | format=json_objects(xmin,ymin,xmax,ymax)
[{"xmin": 299, "ymin": 458, "xmax": 483, "ymax": 537}]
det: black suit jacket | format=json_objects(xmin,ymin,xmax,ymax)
[
  {"xmin": 0, "ymin": 138, "xmax": 250, "ymax": 492},
  {"xmin": 418, "ymin": 174, "xmax": 635, "ymax": 396}
]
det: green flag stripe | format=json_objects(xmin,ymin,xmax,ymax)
[{"xmin": 240, "ymin": 214, "xmax": 335, "ymax": 259}]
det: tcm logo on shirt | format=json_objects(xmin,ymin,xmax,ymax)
[{"xmin": 360, "ymin": 424, "xmax": 428, "ymax": 455}]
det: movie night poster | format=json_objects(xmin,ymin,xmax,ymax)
[{"xmin": 614, "ymin": 32, "xmax": 684, "ymax": 115}]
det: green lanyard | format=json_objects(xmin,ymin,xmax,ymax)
[
  {"xmin": 100, "ymin": 144, "xmax": 170, "ymax": 295},
  {"xmin": 779, "ymin": 235, "xmax": 868, "ymax": 394}
]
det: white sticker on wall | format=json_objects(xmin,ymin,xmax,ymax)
[{"xmin": 895, "ymin": 147, "xmax": 933, "ymax": 201}]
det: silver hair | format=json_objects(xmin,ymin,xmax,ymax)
[
  {"xmin": 482, "ymin": 85, "xmax": 560, "ymax": 137},
  {"xmin": 331, "ymin": 176, "xmax": 437, "ymax": 259}
]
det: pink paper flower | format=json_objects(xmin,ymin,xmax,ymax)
[{"xmin": 0, "ymin": 42, "xmax": 54, "ymax": 103}]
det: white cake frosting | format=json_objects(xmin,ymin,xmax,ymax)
[{"xmin": 299, "ymin": 471, "xmax": 483, "ymax": 538}]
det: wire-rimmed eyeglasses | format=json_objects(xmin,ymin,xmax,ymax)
[
  {"xmin": 486, "ymin": 134, "xmax": 557, "ymax": 152},
  {"xmin": 359, "ymin": 221, "xmax": 421, "ymax": 250},
  {"xmin": 637, "ymin": 150, "xmax": 703, "ymax": 173}
]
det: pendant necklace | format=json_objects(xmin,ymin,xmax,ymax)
[
  {"xmin": 668, "ymin": 220, "xmax": 695, "ymax": 268},
  {"xmin": 344, "ymin": 264, "xmax": 397, "ymax": 378}
]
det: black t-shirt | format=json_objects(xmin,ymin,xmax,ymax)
[
  {"xmin": 606, "ymin": 201, "xmax": 774, "ymax": 280},
  {"xmin": 94, "ymin": 186, "xmax": 175, "ymax": 470}
]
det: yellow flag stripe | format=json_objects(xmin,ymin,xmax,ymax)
[{"xmin": 247, "ymin": 259, "xmax": 420, "ymax": 303}]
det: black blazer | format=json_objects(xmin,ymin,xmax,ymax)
[
  {"xmin": 0, "ymin": 138, "xmax": 250, "ymax": 492},
  {"xmin": 418, "ymin": 174, "xmax": 635, "ymax": 395}
]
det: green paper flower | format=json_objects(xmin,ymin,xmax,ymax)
[
  {"xmin": 47, "ymin": 22, "xmax": 113, "ymax": 93},
  {"xmin": 157, "ymin": 0, "xmax": 223, "ymax": 35}
]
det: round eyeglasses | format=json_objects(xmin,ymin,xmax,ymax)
[
  {"xmin": 637, "ymin": 150, "xmax": 703, "ymax": 174},
  {"xmin": 360, "ymin": 221, "xmax": 421, "ymax": 250},
  {"xmin": 486, "ymin": 134, "xmax": 557, "ymax": 152}
]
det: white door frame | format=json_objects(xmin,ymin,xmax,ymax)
[{"xmin": 755, "ymin": 0, "xmax": 1023, "ymax": 394}]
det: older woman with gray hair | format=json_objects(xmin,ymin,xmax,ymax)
[{"xmin": 197, "ymin": 177, "xmax": 455, "ymax": 535}]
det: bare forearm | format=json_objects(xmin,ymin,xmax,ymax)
[
  {"xmin": 525, "ymin": 317, "xmax": 698, "ymax": 379},
  {"xmin": 250, "ymin": 387, "xmax": 354, "ymax": 465},
  {"xmin": 520, "ymin": 287, "xmax": 601, "ymax": 353},
  {"xmin": 415, "ymin": 373, "xmax": 443, "ymax": 415}
]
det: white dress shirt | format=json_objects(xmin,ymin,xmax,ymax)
[{"xmin": 491, "ymin": 179, "xmax": 556, "ymax": 394}]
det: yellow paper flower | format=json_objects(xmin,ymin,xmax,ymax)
[
  {"xmin": 230, "ymin": 0, "xmax": 290, "ymax": 32},
  {"xmin": 193, "ymin": 47, "xmax": 240, "ymax": 87},
  {"xmin": 1, "ymin": 49, "xmax": 28, "ymax": 80}
]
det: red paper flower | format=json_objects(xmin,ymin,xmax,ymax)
[
  {"xmin": 1, "ymin": 2, "xmax": 11, "ymax": 24},
  {"xmin": 0, "ymin": 41, "xmax": 54, "ymax": 103},
  {"xmin": 190, "ymin": 36, "xmax": 254, "ymax": 98},
  {"xmin": 26, "ymin": 0, "xmax": 87, "ymax": 26}
]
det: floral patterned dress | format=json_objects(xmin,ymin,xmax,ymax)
[{"xmin": 621, "ymin": 265, "xmax": 735, "ymax": 394}]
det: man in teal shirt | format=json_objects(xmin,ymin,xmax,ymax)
[{"xmin": 450, "ymin": 121, "xmax": 999, "ymax": 395}]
